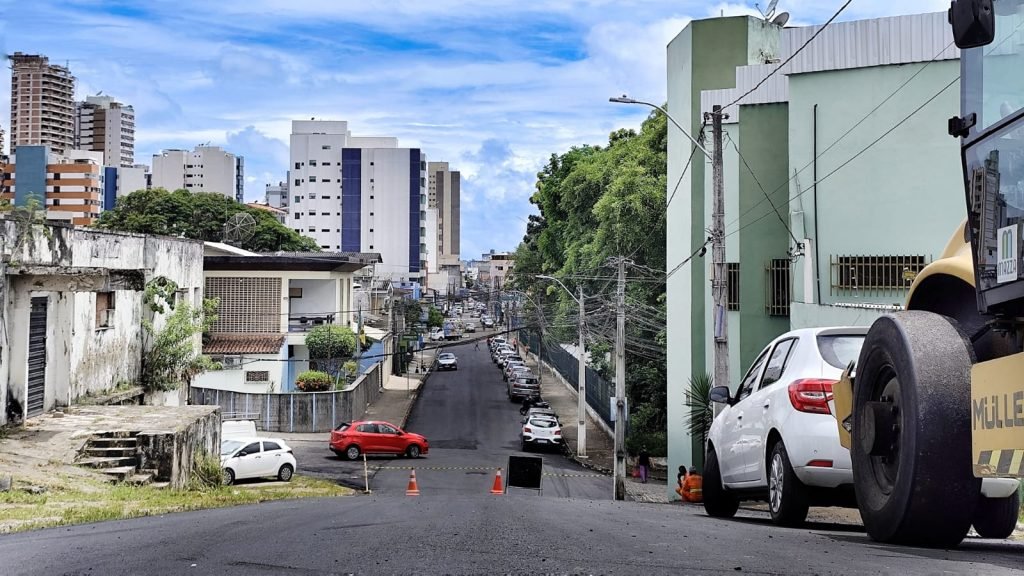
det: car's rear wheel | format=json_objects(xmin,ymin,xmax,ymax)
[
  {"xmin": 345, "ymin": 445, "xmax": 361, "ymax": 461},
  {"xmin": 768, "ymin": 441, "xmax": 810, "ymax": 526},
  {"xmin": 703, "ymin": 447, "xmax": 738, "ymax": 517},
  {"xmin": 278, "ymin": 464, "xmax": 294, "ymax": 482},
  {"xmin": 223, "ymin": 468, "xmax": 235, "ymax": 486},
  {"xmin": 973, "ymin": 491, "xmax": 1020, "ymax": 539},
  {"xmin": 406, "ymin": 444, "xmax": 421, "ymax": 459},
  {"xmin": 852, "ymin": 312, "xmax": 980, "ymax": 547}
]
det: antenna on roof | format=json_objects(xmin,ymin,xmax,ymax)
[{"xmin": 757, "ymin": 0, "xmax": 779, "ymax": 20}]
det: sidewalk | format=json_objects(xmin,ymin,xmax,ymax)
[{"xmin": 362, "ymin": 347, "xmax": 438, "ymax": 429}]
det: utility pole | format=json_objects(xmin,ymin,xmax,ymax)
[
  {"xmin": 709, "ymin": 105, "xmax": 730, "ymax": 402},
  {"xmin": 613, "ymin": 257, "xmax": 627, "ymax": 500},
  {"xmin": 577, "ymin": 285, "xmax": 587, "ymax": 458}
]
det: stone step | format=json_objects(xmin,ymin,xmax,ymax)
[
  {"xmin": 125, "ymin": 470, "xmax": 154, "ymax": 486},
  {"xmin": 85, "ymin": 446, "xmax": 137, "ymax": 458},
  {"xmin": 78, "ymin": 456, "xmax": 138, "ymax": 470},
  {"xmin": 95, "ymin": 431, "xmax": 139, "ymax": 439},
  {"xmin": 100, "ymin": 466, "xmax": 136, "ymax": 482},
  {"xmin": 89, "ymin": 437, "xmax": 138, "ymax": 448}
]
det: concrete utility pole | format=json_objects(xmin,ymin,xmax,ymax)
[
  {"xmin": 614, "ymin": 257, "xmax": 627, "ymax": 501},
  {"xmin": 577, "ymin": 285, "xmax": 587, "ymax": 458},
  {"xmin": 708, "ymin": 104, "xmax": 730, "ymax": 397}
]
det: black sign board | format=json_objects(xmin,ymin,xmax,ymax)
[{"xmin": 506, "ymin": 455, "xmax": 544, "ymax": 492}]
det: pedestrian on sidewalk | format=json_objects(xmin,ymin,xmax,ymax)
[{"xmin": 637, "ymin": 448, "xmax": 651, "ymax": 484}]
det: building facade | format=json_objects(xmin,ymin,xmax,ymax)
[
  {"xmin": 151, "ymin": 145, "xmax": 243, "ymax": 201},
  {"xmin": 75, "ymin": 95, "xmax": 135, "ymax": 168},
  {"xmin": 287, "ymin": 120, "xmax": 427, "ymax": 282},
  {"xmin": 665, "ymin": 12, "xmax": 964, "ymax": 497},
  {"xmin": 2, "ymin": 146, "xmax": 105, "ymax": 225},
  {"xmin": 427, "ymin": 161, "xmax": 461, "ymax": 266},
  {"xmin": 265, "ymin": 178, "xmax": 289, "ymax": 211},
  {"xmin": 9, "ymin": 53, "xmax": 76, "ymax": 155}
]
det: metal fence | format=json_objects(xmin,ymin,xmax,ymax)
[
  {"xmin": 190, "ymin": 362, "xmax": 385, "ymax": 433},
  {"xmin": 519, "ymin": 330, "xmax": 613, "ymax": 427}
]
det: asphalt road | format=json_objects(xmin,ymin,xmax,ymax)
[{"xmin": 293, "ymin": 338, "xmax": 610, "ymax": 498}]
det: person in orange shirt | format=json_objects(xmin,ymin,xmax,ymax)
[
  {"xmin": 682, "ymin": 466, "xmax": 703, "ymax": 503},
  {"xmin": 675, "ymin": 465, "xmax": 688, "ymax": 499}
]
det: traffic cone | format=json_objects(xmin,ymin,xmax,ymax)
[
  {"xmin": 490, "ymin": 468, "xmax": 504, "ymax": 495},
  {"xmin": 406, "ymin": 470, "xmax": 420, "ymax": 496}
]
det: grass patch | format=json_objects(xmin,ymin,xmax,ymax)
[{"xmin": 0, "ymin": 475, "xmax": 352, "ymax": 533}]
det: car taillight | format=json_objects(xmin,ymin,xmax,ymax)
[
  {"xmin": 524, "ymin": 427, "xmax": 533, "ymax": 433},
  {"xmin": 554, "ymin": 428, "xmax": 561, "ymax": 435},
  {"xmin": 788, "ymin": 379, "xmax": 836, "ymax": 414}
]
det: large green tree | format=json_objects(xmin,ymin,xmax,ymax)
[
  {"xmin": 93, "ymin": 188, "xmax": 320, "ymax": 252},
  {"xmin": 510, "ymin": 111, "xmax": 669, "ymax": 455}
]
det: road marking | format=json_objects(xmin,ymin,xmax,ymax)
[{"xmin": 372, "ymin": 465, "xmax": 606, "ymax": 478}]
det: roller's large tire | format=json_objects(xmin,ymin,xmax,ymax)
[
  {"xmin": 973, "ymin": 491, "xmax": 1020, "ymax": 539},
  {"xmin": 703, "ymin": 447, "xmax": 739, "ymax": 518},
  {"xmin": 852, "ymin": 311, "xmax": 981, "ymax": 548}
]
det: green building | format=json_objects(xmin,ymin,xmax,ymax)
[{"xmin": 666, "ymin": 11, "xmax": 964, "ymax": 499}]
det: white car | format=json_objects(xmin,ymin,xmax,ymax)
[
  {"xmin": 521, "ymin": 416, "xmax": 562, "ymax": 451},
  {"xmin": 704, "ymin": 327, "xmax": 867, "ymax": 526},
  {"xmin": 437, "ymin": 352, "xmax": 458, "ymax": 371},
  {"xmin": 429, "ymin": 327, "xmax": 444, "ymax": 341},
  {"xmin": 221, "ymin": 437, "xmax": 296, "ymax": 485},
  {"xmin": 465, "ymin": 323, "xmax": 477, "ymax": 333}
]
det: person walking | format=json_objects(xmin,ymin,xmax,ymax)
[{"xmin": 637, "ymin": 449, "xmax": 651, "ymax": 484}]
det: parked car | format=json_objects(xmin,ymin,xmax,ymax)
[
  {"xmin": 521, "ymin": 407, "xmax": 560, "ymax": 424},
  {"xmin": 437, "ymin": 352, "xmax": 458, "ymax": 371},
  {"xmin": 703, "ymin": 327, "xmax": 868, "ymax": 526},
  {"xmin": 483, "ymin": 318, "xmax": 495, "ymax": 328},
  {"xmin": 508, "ymin": 374, "xmax": 541, "ymax": 402},
  {"xmin": 508, "ymin": 366, "xmax": 533, "ymax": 382},
  {"xmin": 521, "ymin": 416, "xmax": 562, "ymax": 451},
  {"xmin": 330, "ymin": 420, "xmax": 429, "ymax": 460},
  {"xmin": 429, "ymin": 327, "xmax": 445, "ymax": 341},
  {"xmin": 501, "ymin": 354, "xmax": 523, "ymax": 370},
  {"xmin": 493, "ymin": 346, "xmax": 514, "ymax": 363},
  {"xmin": 503, "ymin": 360, "xmax": 526, "ymax": 381},
  {"xmin": 221, "ymin": 437, "xmax": 296, "ymax": 485},
  {"xmin": 465, "ymin": 323, "xmax": 477, "ymax": 333}
]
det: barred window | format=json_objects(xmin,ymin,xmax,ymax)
[
  {"xmin": 765, "ymin": 259, "xmax": 790, "ymax": 317},
  {"xmin": 831, "ymin": 255, "xmax": 928, "ymax": 296},
  {"xmin": 245, "ymin": 371, "xmax": 269, "ymax": 382},
  {"xmin": 727, "ymin": 263, "xmax": 740, "ymax": 311}
]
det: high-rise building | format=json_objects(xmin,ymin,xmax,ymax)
[
  {"xmin": 287, "ymin": 120, "xmax": 426, "ymax": 281},
  {"xmin": 0, "ymin": 123, "xmax": 6, "ymax": 157},
  {"xmin": 1, "ymin": 146, "xmax": 104, "ymax": 225},
  {"xmin": 265, "ymin": 178, "xmax": 289, "ymax": 211},
  {"xmin": 151, "ymin": 145, "xmax": 243, "ymax": 201},
  {"xmin": 427, "ymin": 161, "xmax": 461, "ymax": 265},
  {"xmin": 9, "ymin": 53, "xmax": 75, "ymax": 155},
  {"xmin": 75, "ymin": 95, "xmax": 135, "ymax": 167}
]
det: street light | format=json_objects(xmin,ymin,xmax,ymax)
[
  {"xmin": 609, "ymin": 95, "xmax": 712, "ymax": 159},
  {"xmin": 537, "ymin": 274, "xmax": 587, "ymax": 458}
]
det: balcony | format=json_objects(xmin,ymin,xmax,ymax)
[{"xmin": 288, "ymin": 313, "xmax": 336, "ymax": 332}]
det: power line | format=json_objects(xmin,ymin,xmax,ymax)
[
  {"xmin": 725, "ymin": 132, "xmax": 801, "ymax": 247},
  {"xmin": 723, "ymin": 0, "xmax": 854, "ymax": 112},
  {"xmin": 665, "ymin": 119, "xmax": 708, "ymax": 210}
]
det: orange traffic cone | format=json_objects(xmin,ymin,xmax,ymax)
[
  {"xmin": 406, "ymin": 470, "xmax": 420, "ymax": 496},
  {"xmin": 490, "ymin": 468, "xmax": 504, "ymax": 495}
]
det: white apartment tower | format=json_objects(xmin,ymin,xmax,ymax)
[
  {"xmin": 427, "ymin": 161, "xmax": 461, "ymax": 265},
  {"xmin": 151, "ymin": 145, "xmax": 244, "ymax": 202},
  {"xmin": 9, "ymin": 53, "xmax": 76, "ymax": 155},
  {"xmin": 288, "ymin": 120, "xmax": 427, "ymax": 281},
  {"xmin": 75, "ymin": 95, "xmax": 135, "ymax": 167}
]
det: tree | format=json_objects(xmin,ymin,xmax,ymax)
[
  {"xmin": 305, "ymin": 325, "xmax": 357, "ymax": 378},
  {"xmin": 427, "ymin": 307, "xmax": 444, "ymax": 328},
  {"xmin": 141, "ymin": 298, "xmax": 220, "ymax": 392},
  {"xmin": 93, "ymin": 188, "xmax": 320, "ymax": 252}
]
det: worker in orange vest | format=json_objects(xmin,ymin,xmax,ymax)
[{"xmin": 681, "ymin": 466, "xmax": 703, "ymax": 503}]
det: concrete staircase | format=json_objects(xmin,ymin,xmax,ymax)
[{"xmin": 77, "ymin": 432, "xmax": 163, "ymax": 487}]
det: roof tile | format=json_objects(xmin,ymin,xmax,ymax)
[{"xmin": 204, "ymin": 334, "xmax": 285, "ymax": 355}]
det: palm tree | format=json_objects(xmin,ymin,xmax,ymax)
[{"xmin": 683, "ymin": 372, "xmax": 714, "ymax": 450}]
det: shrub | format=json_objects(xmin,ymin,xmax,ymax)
[
  {"xmin": 626, "ymin": 430, "xmax": 667, "ymax": 458},
  {"xmin": 295, "ymin": 370, "xmax": 332, "ymax": 392},
  {"xmin": 304, "ymin": 325, "xmax": 356, "ymax": 377},
  {"xmin": 188, "ymin": 450, "xmax": 224, "ymax": 491}
]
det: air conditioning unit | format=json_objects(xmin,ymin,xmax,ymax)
[{"xmin": 221, "ymin": 356, "xmax": 242, "ymax": 370}]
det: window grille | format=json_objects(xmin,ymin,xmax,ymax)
[
  {"xmin": 765, "ymin": 259, "xmax": 790, "ymax": 317},
  {"xmin": 245, "ymin": 371, "xmax": 270, "ymax": 383},
  {"xmin": 205, "ymin": 277, "xmax": 281, "ymax": 333},
  {"xmin": 830, "ymin": 255, "xmax": 929, "ymax": 298},
  {"xmin": 726, "ymin": 263, "xmax": 739, "ymax": 311}
]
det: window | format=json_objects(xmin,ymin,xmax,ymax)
[
  {"xmin": 357, "ymin": 423, "xmax": 378, "ymax": 433},
  {"xmin": 370, "ymin": 161, "xmax": 374, "ymax": 166},
  {"xmin": 369, "ymin": 212, "xmax": 373, "ymax": 216},
  {"xmin": 321, "ymin": 245, "xmax": 330, "ymax": 249},
  {"xmin": 321, "ymin": 229, "xmax": 330, "ymax": 232},
  {"xmin": 309, "ymin": 159, "xmax": 317, "ymax": 166},
  {"xmin": 831, "ymin": 255, "xmax": 928, "ymax": 295},
  {"xmin": 322, "ymin": 162, "xmax": 331, "ymax": 166},
  {"xmin": 294, "ymin": 213, "xmax": 301, "ymax": 220},
  {"xmin": 52, "ymin": 197, "xmax": 60, "ymax": 205},
  {"xmin": 308, "ymin": 227, "xmax": 316, "ymax": 232},
  {"xmin": 369, "ymin": 228, "xmax": 374, "ymax": 233},
  {"xmin": 309, "ymin": 193, "xmax": 317, "ymax": 200},
  {"xmin": 294, "ymin": 162, "xmax": 301, "ymax": 169},
  {"xmin": 309, "ymin": 176, "xmax": 317, "ymax": 183},
  {"xmin": 378, "ymin": 423, "xmax": 399, "ymax": 435},
  {"xmin": 321, "ymin": 145, "xmax": 331, "ymax": 150},
  {"xmin": 727, "ymin": 263, "xmax": 739, "ymax": 311},
  {"xmin": 293, "ymin": 195, "xmax": 301, "ymax": 203},
  {"xmin": 262, "ymin": 441, "xmax": 281, "ymax": 451},
  {"xmin": 95, "ymin": 291, "xmax": 115, "ymax": 329},
  {"xmin": 737, "ymin": 348, "xmax": 770, "ymax": 402},
  {"xmin": 245, "ymin": 370, "xmax": 269, "ymax": 382},
  {"xmin": 309, "ymin": 210, "xmax": 317, "ymax": 216},
  {"xmin": 369, "ymin": 245, "xmax": 374, "ymax": 250},
  {"xmin": 818, "ymin": 334, "xmax": 866, "ymax": 370},
  {"xmin": 241, "ymin": 442, "xmax": 261, "ymax": 455},
  {"xmin": 294, "ymin": 179, "xmax": 301, "ymax": 187},
  {"xmin": 760, "ymin": 339, "xmax": 796, "ymax": 389},
  {"xmin": 370, "ymin": 178, "xmax": 374, "ymax": 183},
  {"xmin": 370, "ymin": 195, "xmax": 374, "ymax": 200},
  {"xmin": 289, "ymin": 287, "xmax": 303, "ymax": 299},
  {"xmin": 765, "ymin": 259, "xmax": 791, "ymax": 317}
]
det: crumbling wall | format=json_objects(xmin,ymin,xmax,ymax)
[{"xmin": 136, "ymin": 406, "xmax": 220, "ymax": 489}]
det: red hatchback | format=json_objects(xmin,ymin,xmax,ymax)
[{"xmin": 330, "ymin": 420, "xmax": 429, "ymax": 460}]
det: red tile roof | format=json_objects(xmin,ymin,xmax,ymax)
[{"xmin": 204, "ymin": 334, "xmax": 285, "ymax": 355}]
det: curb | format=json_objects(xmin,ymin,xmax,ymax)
[{"xmin": 399, "ymin": 359, "xmax": 435, "ymax": 429}]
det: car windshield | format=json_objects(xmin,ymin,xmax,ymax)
[
  {"xmin": 528, "ymin": 418, "xmax": 558, "ymax": 428},
  {"xmin": 439, "ymin": 353, "xmax": 455, "ymax": 360},
  {"xmin": 817, "ymin": 334, "xmax": 866, "ymax": 370},
  {"xmin": 221, "ymin": 439, "xmax": 245, "ymax": 456}
]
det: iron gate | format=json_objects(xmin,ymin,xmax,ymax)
[{"xmin": 27, "ymin": 296, "xmax": 48, "ymax": 417}]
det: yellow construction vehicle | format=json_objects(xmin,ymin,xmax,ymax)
[{"xmin": 833, "ymin": 0, "xmax": 1024, "ymax": 548}]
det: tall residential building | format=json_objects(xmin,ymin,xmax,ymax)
[
  {"xmin": 151, "ymin": 145, "xmax": 243, "ymax": 201},
  {"xmin": 427, "ymin": 161, "xmax": 461, "ymax": 265},
  {"xmin": 0, "ymin": 124, "xmax": 6, "ymax": 157},
  {"xmin": 287, "ymin": 120, "xmax": 426, "ymax": 281},
  {"xmin": 75, "ymin": 95, "xmax": 135, "ymax": 167},
  {"xmin": 9, "ymin": 53, "xmax": 76, "ymax": 155},
  {"xmin": 1, "ymin": 146, "xmax": 104, "ymax": 225},
  {"xmin": 103, "ymin": 164, "xmax": 149, "ymax": 212},
  {"xmin": 265, "ymin": 178, "xmax": 289, "ymax": 210}
]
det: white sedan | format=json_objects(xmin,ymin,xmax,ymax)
[
  {"xmin": 437, "ymin": 352, "xmax": 458, "ymax": 371},
  {"xmin": 221, "ymin": 437, "xmax": 296, "ymax": 485}
]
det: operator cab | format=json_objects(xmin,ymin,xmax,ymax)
[{"xmin": 952, "ymin": 0, "xmax": 1024, "ymax": 316}]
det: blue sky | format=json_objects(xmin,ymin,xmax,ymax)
[{"xmin": 1, "ymin": 0, "xmax": 948, "ymax": 260}]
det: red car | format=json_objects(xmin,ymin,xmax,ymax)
[{"xmin": 329, "ymin": 420, "xmax": 429, "ymax": 460}]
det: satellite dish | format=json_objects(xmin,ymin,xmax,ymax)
[
  {"xmin": 772, "ymin": 11, "xmax": 790, "ymax": 27},
  {"xmin": 757, "ymin": 0, "xmax": 779, "ymax": 20},
  {"xmin": 222, "ymin": 212, "xmax": 257, "ymax": 245}
]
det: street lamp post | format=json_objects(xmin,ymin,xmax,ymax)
[{"xmin": 537, "ymin": 275, "xmax": 587, "ymax": 459}]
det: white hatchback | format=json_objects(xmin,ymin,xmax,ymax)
[
  {"xmin": 704, "ymin": 327, "xmax": 865, "ymax": 526},
  {"xmin": 221, "ymin": 437, "xmax": 297, "ymax": 485}
]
